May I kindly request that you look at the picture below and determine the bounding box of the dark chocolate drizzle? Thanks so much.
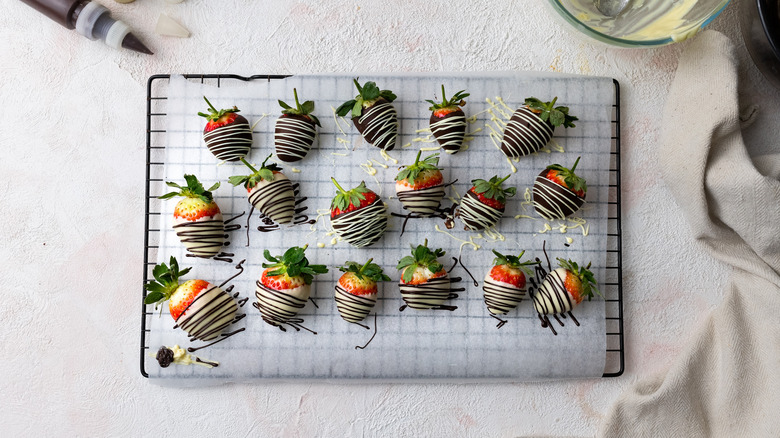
[187,326,246,352]
[355,313,379,350]
[219,259,246,288]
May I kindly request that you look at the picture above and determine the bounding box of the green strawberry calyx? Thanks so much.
[491,250,540,276]
[557,258,602,300]
[262,245,329,285]
[472,175,517,203]
[331,178,371,212]
[524,96,578,128]
[335,78,397,118]
[278,88,321,127]
[144,256,191,307]
[228,155,283,189]
[395,151,441,184]
[159,174,219,202]
[197,96,239,122]
[546,156,587,194]
[339,258,391,282]
[396,239,446,283]
[426,85,469,111]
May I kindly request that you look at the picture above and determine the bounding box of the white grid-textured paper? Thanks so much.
[147,73,613,384]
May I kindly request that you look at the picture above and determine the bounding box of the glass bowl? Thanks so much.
[546,0,731,47]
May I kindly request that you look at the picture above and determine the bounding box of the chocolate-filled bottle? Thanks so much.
[19,0,153,54]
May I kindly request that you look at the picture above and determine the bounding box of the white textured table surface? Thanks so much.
[2,0,778,436]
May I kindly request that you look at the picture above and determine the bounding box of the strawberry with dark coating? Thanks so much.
[395,151,445,217]
[427,85,469,154]
[336,79,398,150]
[330,178,388,248]
[500,97,578,159]
[198,96,253,162]
[275,88,321,162]
[532,156,587,220]
[335,259,391,324]
[458,175,516,231]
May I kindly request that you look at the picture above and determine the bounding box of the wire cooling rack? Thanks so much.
[141,74,624,379]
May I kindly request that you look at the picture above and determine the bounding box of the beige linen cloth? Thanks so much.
[599,31,780,436]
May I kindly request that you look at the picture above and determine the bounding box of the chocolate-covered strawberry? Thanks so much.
[274,88,320,162]
[533,258,600,332]
[198,96,253,162]
[335,79,398,150]
[335,259,390,324]
[229,154,295,224]
[144,257,238,341]
[532,156,586,220]
[483,250,539,320]
[330,178,388,248]
[397,240,454,310]
[501,97,577,159]
[395,151,445,217]
[427,85,469,154]
[254,245,328,331]
[160,174,225,258]
[458,175,516,231]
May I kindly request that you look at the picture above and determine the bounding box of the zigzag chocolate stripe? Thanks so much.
[430,111,467,153]
[274,116,316,162]
[532,268,575,315]
[334,284,376,323]
[396,183,445,217]
[254,281,310,327]
[173,217,225,258]
[532,172,584,220]
[248,177,295,224]
[399,276,451,309]
[458,190,504,231]
[500,107,554,158]
[330,197,388,248]
[355,100,398,150]
[203,115,252,162]
[176,284,238,341]
[483,278,526,315]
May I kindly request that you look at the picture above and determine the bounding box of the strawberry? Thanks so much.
[335,79,398,150]
[533,258,600,319]
[159,174,225,258]
[483,250,540,321]
[335,258,391,324]
[144,256,238,341]
[396,240,454,310]
[532,156,587,220]
[229,154,295,224]
[275,88,321,162]
[501,96,578,159]
[458,175,516,231]
[330,178,388,248]
[427,85,470,154]
[395,151,445,217]
[198,96,253,162]
[254,245,328,331]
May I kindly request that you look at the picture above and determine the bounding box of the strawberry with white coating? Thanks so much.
[395,151,445,217]
[144,257,238,341]
[483,250,540,318]
[229,154,295,224]
[397,240,454,310]
[335,259,390,324]
[254,245,328,331]
[533,258,600,318]
[160,174,225,258]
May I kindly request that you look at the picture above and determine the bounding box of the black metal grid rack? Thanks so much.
[141,74,624,378]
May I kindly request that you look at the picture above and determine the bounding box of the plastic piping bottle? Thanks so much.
[19,0,153,55]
